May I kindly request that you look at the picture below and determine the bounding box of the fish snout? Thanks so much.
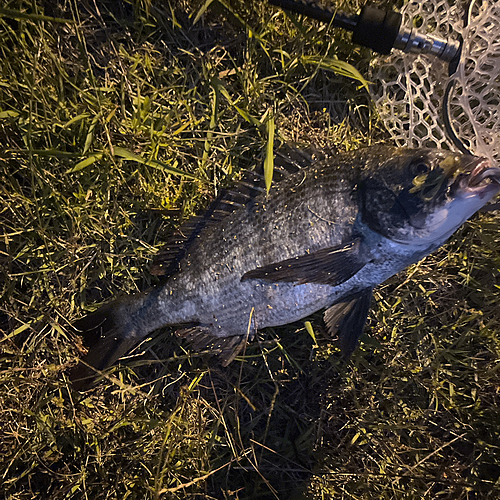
[467,158,500,187]
[455,158,500,195]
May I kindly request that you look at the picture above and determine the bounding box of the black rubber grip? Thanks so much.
[352,5,402,55]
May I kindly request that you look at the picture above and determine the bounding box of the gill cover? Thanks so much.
[359,150,473,243]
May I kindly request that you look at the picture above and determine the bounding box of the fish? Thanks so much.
[69,145,500,389]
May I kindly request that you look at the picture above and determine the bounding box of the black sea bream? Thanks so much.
[71,146,500,388]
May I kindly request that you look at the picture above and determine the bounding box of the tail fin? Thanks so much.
[69,300,140,391]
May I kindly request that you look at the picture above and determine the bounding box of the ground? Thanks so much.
[1,1,500,499]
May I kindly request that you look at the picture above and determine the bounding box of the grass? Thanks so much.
[1,0,500,499]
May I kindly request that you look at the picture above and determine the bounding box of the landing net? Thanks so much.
[370,0,500,164]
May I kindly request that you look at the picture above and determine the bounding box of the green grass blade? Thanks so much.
[192,0,216,24]
[114,147,201,180]
[264,115,275,194]
[301,55,371,92]
[0,7,76,24]
[304,321,317,345]
[66,153,103,173]
[0,110,19,118]
[61,113,90,129]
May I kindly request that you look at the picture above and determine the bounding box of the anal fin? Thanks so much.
[176,327,249,366]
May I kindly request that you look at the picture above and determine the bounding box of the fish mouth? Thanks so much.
[466,158,500,189]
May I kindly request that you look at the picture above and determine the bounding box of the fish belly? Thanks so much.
[159,280,341,338]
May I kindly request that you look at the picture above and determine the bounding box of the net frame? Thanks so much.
[370,0,500,163]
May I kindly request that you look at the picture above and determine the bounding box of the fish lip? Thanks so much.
[466,158,500,188]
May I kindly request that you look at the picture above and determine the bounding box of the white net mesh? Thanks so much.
[370,0,500,164]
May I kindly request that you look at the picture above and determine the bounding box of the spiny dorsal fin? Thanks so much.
[150,196,225,277]
[150,145,326,278]
[150,174,265,277]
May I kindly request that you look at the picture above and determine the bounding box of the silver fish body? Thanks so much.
[71,146,500,388]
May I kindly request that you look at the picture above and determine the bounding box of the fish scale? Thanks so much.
[154,164,359,331]
[70,145,500,389]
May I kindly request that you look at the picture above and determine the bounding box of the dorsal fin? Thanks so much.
[150,199,221,278]
[150,145,326,278]
[150,171,265,278]
[275,143,334,173]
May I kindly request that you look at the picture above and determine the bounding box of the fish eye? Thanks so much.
[411,161,430,176]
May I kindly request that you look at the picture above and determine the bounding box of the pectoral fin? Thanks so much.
[323,288,373,355]
[241,237,367,286]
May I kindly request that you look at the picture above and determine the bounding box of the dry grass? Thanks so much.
[1,1,500,499]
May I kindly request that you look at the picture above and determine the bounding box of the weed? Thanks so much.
[1,1,499,499]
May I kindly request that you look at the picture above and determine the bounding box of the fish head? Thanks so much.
[360,148,500,246]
